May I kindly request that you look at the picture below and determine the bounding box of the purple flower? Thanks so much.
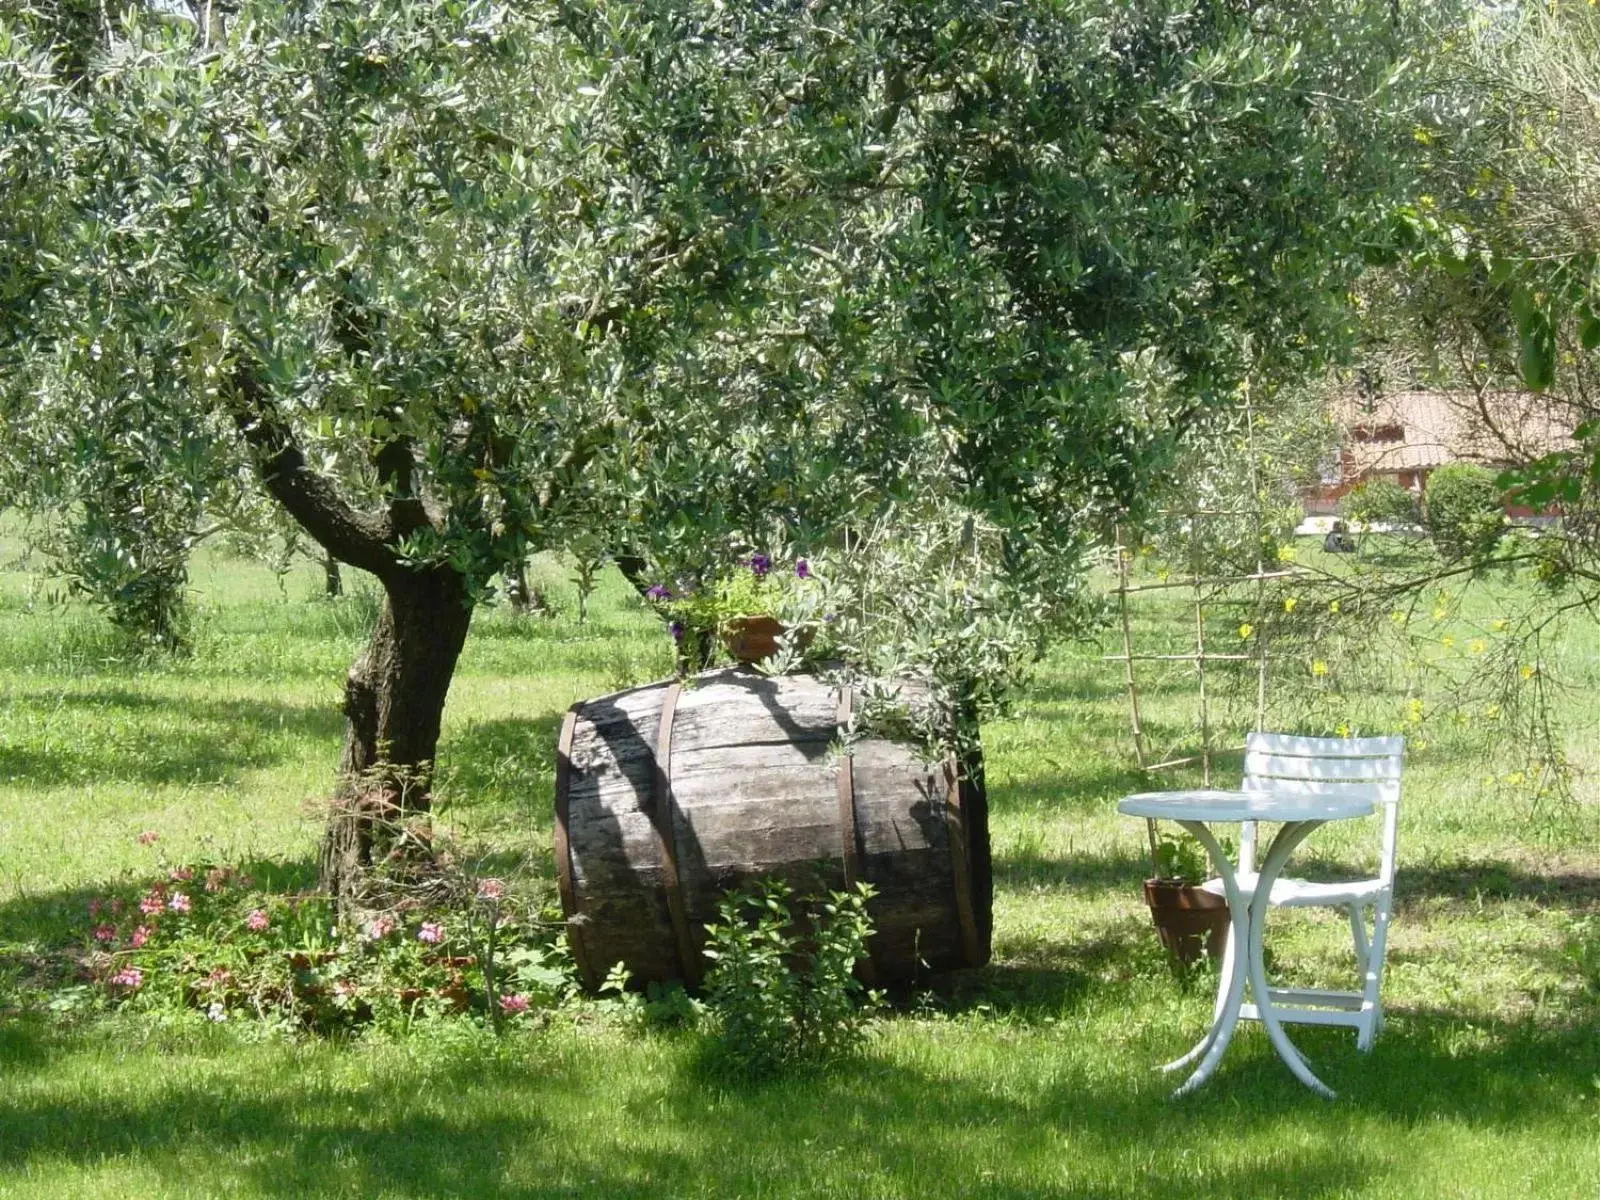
[645,584,672,601]
[748,553,771,577]
[669,620,685,642]
[794,558,811,579]
[417,922,443,944]
[167,892,191,915]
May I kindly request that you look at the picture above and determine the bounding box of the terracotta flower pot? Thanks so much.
[720,615,811,665]
[1143,878,1230,965]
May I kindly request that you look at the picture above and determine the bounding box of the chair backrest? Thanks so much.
[1237,732,1404,881]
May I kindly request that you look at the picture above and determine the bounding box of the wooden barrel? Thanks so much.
[553,668,991,989]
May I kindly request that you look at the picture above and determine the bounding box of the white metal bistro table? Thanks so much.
[1117,789,1376,1099]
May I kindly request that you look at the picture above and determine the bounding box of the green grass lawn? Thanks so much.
[2,529,1598,1198]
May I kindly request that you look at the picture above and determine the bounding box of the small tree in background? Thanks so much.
[1341,478,1421,531]
[1424,464,1505,563]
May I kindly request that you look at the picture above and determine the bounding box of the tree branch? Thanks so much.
[230,366,404,579]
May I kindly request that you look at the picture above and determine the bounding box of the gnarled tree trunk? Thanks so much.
[322,565,474,906]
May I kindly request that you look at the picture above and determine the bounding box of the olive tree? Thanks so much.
[0,0,1413,899]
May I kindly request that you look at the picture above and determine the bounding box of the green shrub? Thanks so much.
[1340,477,1419,528]
[701,878,880,1077]
[1424,463,1505,561]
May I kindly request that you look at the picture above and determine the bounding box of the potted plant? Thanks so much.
[1142,825,1230,966]
[649,554,823,667]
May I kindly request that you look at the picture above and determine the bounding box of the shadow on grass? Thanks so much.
[1395,858,1600,910]
[435,713,564,819]
[0,998,1595,1198]
[992,843,1147,895]
[987,756,1150,815]
[0,687,344,787]
[993,840,1600,917]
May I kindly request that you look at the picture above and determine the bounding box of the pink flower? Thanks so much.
[416,922,443,945]
[245,909,269,932]
[499,993,531,1016]
[131,925,151,948]
[135,831,159,846]
[138,892,164,916]
[88,898,104,918]
[366,915,396,940]
[93,924,117,943]
[109,967,143,989]
[167,892,191,915]
[168,866,194,882]
[204,868,228,893]
[476,879,504,901]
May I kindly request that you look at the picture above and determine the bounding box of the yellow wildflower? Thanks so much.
[1329,599,1341,614]
[1492,618,1510,633]
[1238,623,1253,640]
[1311,660,1328,677]
[1283,596,1298,613]
[1469,639,1486,655]
[1521,664,1536,680]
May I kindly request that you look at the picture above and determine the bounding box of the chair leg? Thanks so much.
[1356,893,1392,1053]
[1348,903,1370,979]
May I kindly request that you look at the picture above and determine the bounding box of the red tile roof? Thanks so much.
[1334,390,1573,476]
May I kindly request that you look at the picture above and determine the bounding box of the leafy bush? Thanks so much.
[1340,477,1420,528]
[1424,464,1506,561]
[701,879,880,1077]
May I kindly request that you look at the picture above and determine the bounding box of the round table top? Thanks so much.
[1117,788,1375,823]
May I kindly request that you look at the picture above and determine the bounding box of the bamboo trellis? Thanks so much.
[1110,394,1303,865]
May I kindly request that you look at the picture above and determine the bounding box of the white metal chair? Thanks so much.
[1200,731,1404,1051]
